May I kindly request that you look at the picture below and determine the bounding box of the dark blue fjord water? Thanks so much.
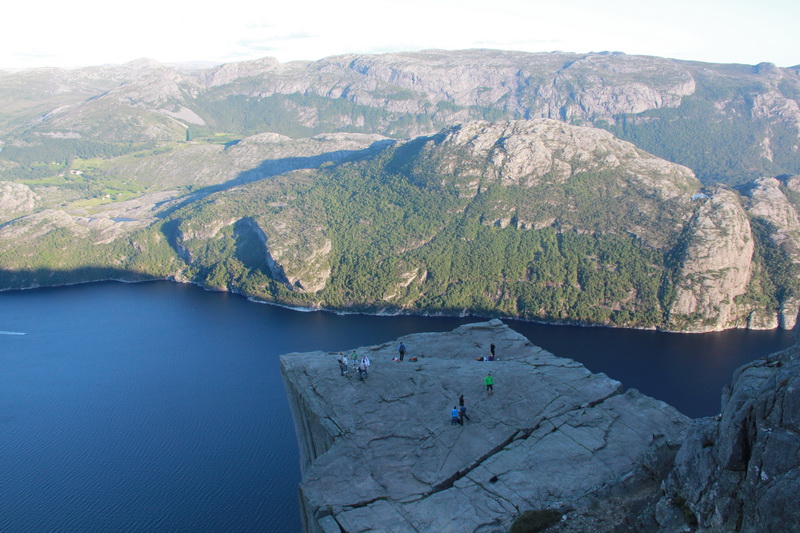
[0,281,794,532]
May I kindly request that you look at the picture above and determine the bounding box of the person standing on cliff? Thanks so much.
[490,343,496,360]
[458,394,471,423]
[398,342,406,361]
[484,373,494,394]
[451,406,461,425]
[337,353,346,376]
[358,359,367,381]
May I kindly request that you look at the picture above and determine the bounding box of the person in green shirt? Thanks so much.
[484,373,494,394]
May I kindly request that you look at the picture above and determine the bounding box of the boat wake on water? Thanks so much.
[0,330,27,335]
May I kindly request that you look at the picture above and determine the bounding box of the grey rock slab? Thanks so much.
[281,319,690,532]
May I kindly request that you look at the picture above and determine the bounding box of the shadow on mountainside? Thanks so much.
[0,267,167,292]
[157,139,396,218]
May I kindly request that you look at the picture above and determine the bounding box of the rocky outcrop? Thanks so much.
[530,343,800,533]
[669,188,756,331]
[280,320,690,532]
[281,322,800,533]
[431,120,696,196]
[744,177,800,330]
[312,50,695,124]
[246,216,332,293]
[402,119,699,249]
[646,344,800,532]
[746,177,800,261]
[666,176,800,332]
[0,181,38,220]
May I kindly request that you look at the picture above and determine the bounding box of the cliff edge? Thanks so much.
[280,320,690,532]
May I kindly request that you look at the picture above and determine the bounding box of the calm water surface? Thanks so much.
[0,281,794,532]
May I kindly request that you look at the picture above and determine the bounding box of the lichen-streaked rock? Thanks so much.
[669,188,755,331]
[280,320,690,532]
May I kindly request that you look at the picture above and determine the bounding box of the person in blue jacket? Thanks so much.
[451,406,461,425]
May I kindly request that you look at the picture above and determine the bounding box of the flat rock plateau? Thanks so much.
[280,320,690,532]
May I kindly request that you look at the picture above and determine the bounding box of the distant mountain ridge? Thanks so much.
[2,49,800,184]
[1,49,799,331]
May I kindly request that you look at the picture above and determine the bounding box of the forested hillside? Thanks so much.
[1,50,799,332]
[2,118,797,332]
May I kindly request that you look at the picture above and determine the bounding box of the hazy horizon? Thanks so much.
[2,0,798,70]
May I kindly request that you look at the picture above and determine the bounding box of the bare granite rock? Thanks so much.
[668,188,755,332]
[746,177,800,262]
[0,181,39,220]
[280,320,690,532]
[646,344,800,533]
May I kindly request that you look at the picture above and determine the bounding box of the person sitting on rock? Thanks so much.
[451,406,461,425]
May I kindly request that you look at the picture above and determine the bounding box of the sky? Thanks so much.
[2,0,798,70]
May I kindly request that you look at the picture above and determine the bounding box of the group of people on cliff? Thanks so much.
[337,351,370,380]
[336,341,497,424]
[451,393,473,425]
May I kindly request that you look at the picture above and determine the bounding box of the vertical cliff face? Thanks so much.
[669,188,755,331]
[745,177,800,329]
[747,177,800,257]
[666,175,800,332]
[648,344,800,532]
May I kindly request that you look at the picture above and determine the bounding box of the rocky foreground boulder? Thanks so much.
[280,320,691,532]
[643,343,800,532]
